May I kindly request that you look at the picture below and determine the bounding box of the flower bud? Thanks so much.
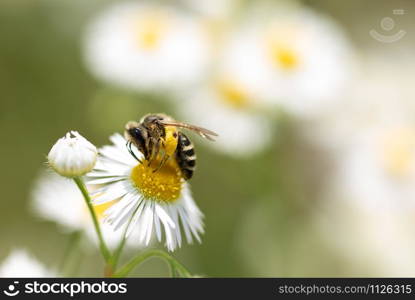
[48,131,97,177]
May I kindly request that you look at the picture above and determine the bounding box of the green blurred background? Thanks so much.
[1,0,414,276]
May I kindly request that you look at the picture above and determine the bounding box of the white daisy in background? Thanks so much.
[309,56,415,276]
[86,133,204,252]
[31,171,140,249]
[0,249,55,277]
[314,122,415,274]
[317,200,415,276]
[218,6,354,118]
[309,57,415,212]
[83,1,211,92]
[332,121,415,213]
[301,56,415,152]
[178,79,272,157]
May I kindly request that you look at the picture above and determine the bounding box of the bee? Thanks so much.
[124,113,218,180]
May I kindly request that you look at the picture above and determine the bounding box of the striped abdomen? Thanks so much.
[175,132,196,180]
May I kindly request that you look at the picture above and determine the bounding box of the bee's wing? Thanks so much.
[159,120,218,141]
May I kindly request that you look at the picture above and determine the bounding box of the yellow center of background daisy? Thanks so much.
[269,45,299,70]
[217,79,250,109]
[130,156,183,202]
[265,26,300,71]
[380,128,415,178]
[133,12,169,50]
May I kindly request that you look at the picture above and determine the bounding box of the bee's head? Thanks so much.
[125,121,149,159]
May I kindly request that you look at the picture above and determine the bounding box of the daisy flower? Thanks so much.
[317,200,415,276]
[300,56,415,152]
[0,249,55,277]
[178,80,272,157]
[332,122,415,213]
[310,56,415,213]
[219,6,354,118]
[86,133,204,252]
[83,1,211,92]
[31,171,142,249]
[309,54,415,275]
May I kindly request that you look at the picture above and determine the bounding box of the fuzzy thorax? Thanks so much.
[163,126,179,157]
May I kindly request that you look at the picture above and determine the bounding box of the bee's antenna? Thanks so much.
[126,140,142,163]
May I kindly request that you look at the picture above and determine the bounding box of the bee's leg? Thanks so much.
[147,137,159,166]
[147,138,154,166]
[153,153,170,173]
[126,141,142,163]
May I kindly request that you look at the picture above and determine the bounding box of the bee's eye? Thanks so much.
[130,128,145,144]
[130,127,143,139]
[129,127,149,158]
[132,128,140,137]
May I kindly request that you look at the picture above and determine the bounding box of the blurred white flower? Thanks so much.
[48,131,97,178]
[312,55,415,276]
[183,0,239,19]
[0,249,55,277]
[31,171,140,249]
[219,6,354,117]
[333,123,415,213]
[86,133,204,252]
[301,56,415,152]
[178,81,272,157]
[317,201,415,276]
[83,1,211,92]
[312,57,415,213]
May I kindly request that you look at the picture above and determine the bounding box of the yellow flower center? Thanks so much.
[132,12,169,50]
[130,156,183,202]
[265,26,300,71]
[269,45,299,70]
[216,79,250,109]
[380,128,415,177]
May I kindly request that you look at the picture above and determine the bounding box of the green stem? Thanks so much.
[113,249,192,278]
[168,261,177,278]
[73,177,111,263]
[110,235,127,270]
